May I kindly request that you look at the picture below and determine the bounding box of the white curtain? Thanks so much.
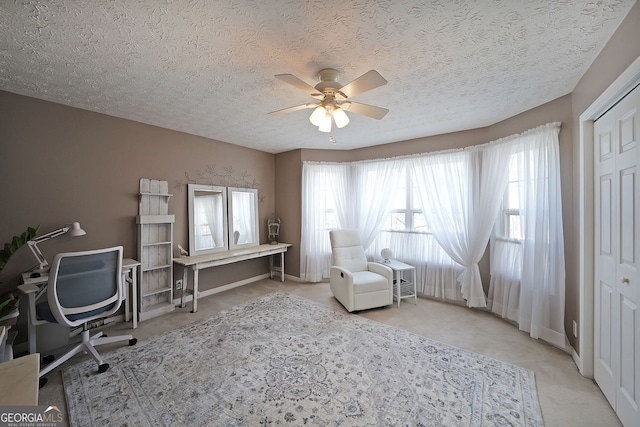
[487,238,522,321]
[232,192,255,244]
[411,145,510,308]
[207,194,224,247]
[367,231,464,301]
[515,123,566,348]
[353,159,404,249]
[300,162,350,282]
[194,195,220,249]
[331,163,354,230]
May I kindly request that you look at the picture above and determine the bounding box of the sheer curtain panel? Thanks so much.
[515,123,566,348]
[353,160,404,249]
[488,238,522,321]
[300,162,350,282]
[367,231,464,301]
[411,145,510,308]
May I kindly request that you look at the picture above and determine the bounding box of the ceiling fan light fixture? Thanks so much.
[309,106,327,126]
[318,112,332,132]
[332,107,350,128]
[273,69,387,136]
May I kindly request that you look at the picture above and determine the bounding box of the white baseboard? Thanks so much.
[284,274,302,283]
[571,347,588,377]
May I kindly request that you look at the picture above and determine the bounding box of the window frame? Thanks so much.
[382,167,428,233]
[499,153,523,241]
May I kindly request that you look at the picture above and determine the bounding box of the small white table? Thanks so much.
[378,260,417,308]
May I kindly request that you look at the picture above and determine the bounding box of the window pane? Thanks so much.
[507,182,520,210]
[508,155,519,181]
[325,211,339,229]
[507,214,523,240]
[390,212,406,230]
[412,212,429,232]
[410,179,421,209]
[390,173,407,209]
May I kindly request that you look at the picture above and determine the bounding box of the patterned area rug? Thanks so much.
[63,292,543,426]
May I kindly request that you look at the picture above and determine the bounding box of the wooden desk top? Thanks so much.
[173,243,292,267]
[0,353,40,405]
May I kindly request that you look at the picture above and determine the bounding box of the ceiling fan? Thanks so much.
[269,68,389,133]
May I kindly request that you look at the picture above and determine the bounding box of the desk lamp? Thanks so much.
[27,222,86,272]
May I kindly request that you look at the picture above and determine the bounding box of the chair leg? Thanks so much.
[90,334,134,347]
[39,327,137,379]
[39,341,87,377]
[84,338,106,367]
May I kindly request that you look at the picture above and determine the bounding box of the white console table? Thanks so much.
[173,243,292,313]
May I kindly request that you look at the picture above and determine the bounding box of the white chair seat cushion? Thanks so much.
[352,271,391,294]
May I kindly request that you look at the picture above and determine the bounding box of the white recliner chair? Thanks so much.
[329,229,393,312]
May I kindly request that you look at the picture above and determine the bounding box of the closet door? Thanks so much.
[594,85,640,427]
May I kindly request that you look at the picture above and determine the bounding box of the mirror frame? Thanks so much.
[187,184,228,255]
[227,187,260,250]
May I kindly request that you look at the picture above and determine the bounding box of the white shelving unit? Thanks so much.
[137,178,175,321]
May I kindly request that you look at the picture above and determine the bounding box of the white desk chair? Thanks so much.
[21,246,137,381]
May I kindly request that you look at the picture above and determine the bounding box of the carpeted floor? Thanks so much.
[62,291,543,426]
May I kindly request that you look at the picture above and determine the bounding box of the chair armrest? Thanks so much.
[368,262,393,281]
[17,284,40,294]
[330,266,354,284]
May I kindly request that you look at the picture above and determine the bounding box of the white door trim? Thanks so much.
[577,55,640,377]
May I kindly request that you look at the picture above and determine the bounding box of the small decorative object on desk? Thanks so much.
[267,213,281,245]
[381,248,392,263]
[177,244,189,257]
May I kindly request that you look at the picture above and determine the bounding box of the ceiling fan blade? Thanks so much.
[269,103,317,116]
[343,102,389,120]
[275,74,322,97]
[339,70,387,98]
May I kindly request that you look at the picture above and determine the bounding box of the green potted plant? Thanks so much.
[0,226,39,319]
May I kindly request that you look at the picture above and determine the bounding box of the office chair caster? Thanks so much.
[129,338,137,346]
[98,363,109,373]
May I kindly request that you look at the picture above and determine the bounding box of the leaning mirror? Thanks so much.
[188,184,228,255]
[228,187,259,250]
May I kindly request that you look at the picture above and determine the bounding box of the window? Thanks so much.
[312,168,344,230]
[501,154,523,239]
[382,167,428,232]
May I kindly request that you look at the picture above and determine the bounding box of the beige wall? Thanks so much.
[0,90,276,295]
[274,149,302,276]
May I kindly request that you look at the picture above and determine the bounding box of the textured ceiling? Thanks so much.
[0,1,635,153]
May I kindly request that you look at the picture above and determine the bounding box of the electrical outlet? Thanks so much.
[573,320,578,337]
[175,279,183,290]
